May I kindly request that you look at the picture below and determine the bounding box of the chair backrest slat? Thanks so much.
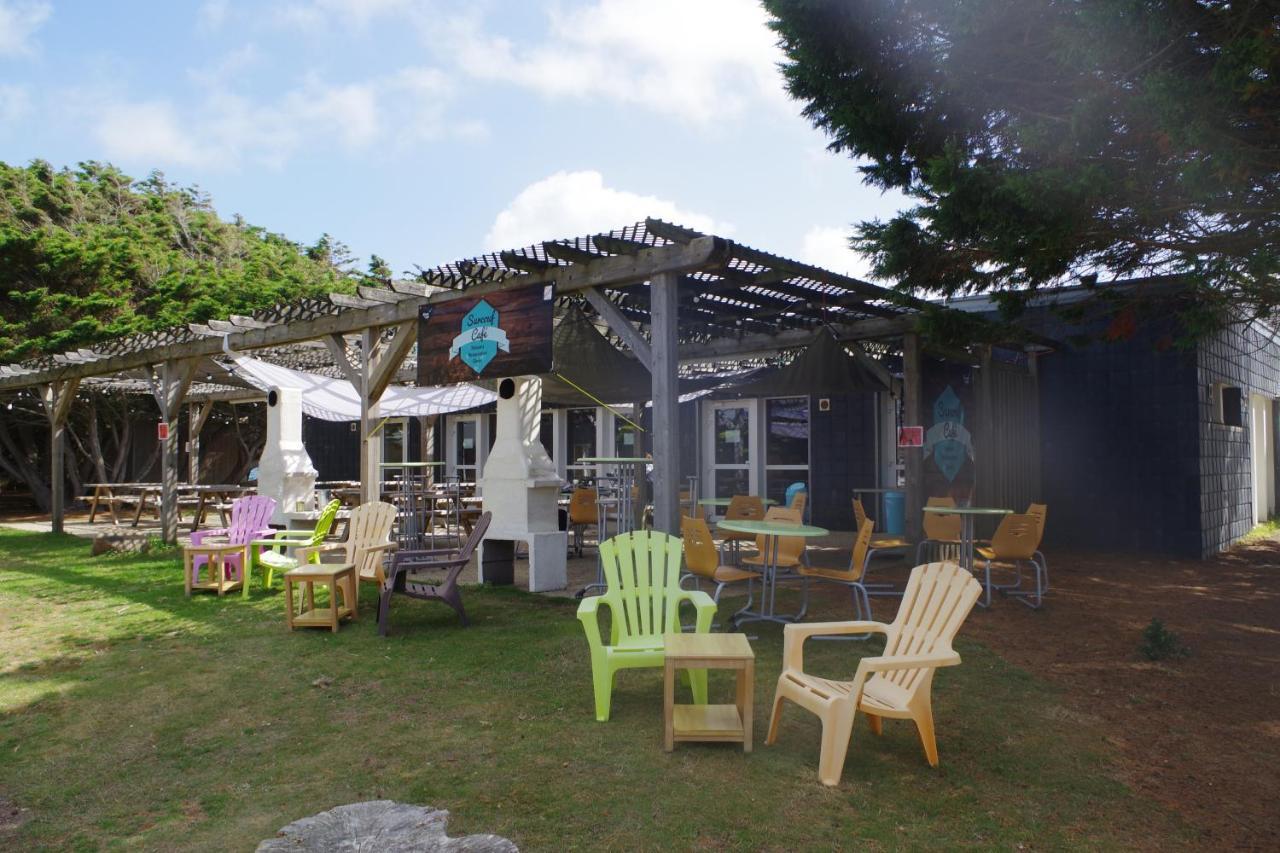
[756,506,805,561]
[227,495,276,545]
[599,530,687,643]
[306,499,343,546]
[989,513,1041,560]
[725,495,765,522]
[681,516,719,579]
[922,496,960,541]
[877,562,981,695]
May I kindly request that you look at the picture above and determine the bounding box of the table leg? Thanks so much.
[216,492,229,527]
[107,487,120,526]
[663,658,676,752]
[183,548,193,597]
[738,660,754,753]
[285,577,295,630]
[132,491,146,528]
[88,486,101,523]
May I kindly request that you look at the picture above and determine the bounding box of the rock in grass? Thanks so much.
[257,801,517,852]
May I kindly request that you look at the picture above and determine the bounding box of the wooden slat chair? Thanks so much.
[576,530,717,722]
[797,518,875,634]
[187,494,276,588]
[378,511,491,635]
[250,499,342,591]
[680,515,759,616]
[567,487,598,557]
[297,501,398,608]
[766,561,982,785]
[716,494,766,551]
[915,496,963,564]
[741,506,808,573]
[976,512,1046,608]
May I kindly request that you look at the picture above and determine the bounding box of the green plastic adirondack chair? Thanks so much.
[577,529,717,722]
[248,499,342,594]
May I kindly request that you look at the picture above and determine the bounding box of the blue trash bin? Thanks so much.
[883,490,906,535]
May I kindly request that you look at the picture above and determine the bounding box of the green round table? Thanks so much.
[717,519,829,627]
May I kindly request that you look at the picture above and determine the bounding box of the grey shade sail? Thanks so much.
[709,329,888,398]
[541,307,654,405]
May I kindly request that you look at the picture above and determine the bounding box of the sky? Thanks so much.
[0,0,909,281]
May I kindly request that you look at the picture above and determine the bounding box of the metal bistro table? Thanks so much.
[717,518,828,627]
[922,504,1011,607]
[381,461,446,549]
[577,456,650,597]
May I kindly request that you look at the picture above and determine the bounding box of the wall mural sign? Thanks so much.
[921,360,976,500]
[925,385,974,482]
[417,285,555,385]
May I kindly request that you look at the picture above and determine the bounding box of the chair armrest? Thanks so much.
[676,589,717,633]
[576,596,609,651]
[191,527,229,545]
[296,541,349,563]
[782,620,891,671]
[857,651,961,674]
[362,542,397,554]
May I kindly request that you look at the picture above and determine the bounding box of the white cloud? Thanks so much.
[0,0,50,57]
[0,82,29,124]
[272,0,417,31]
[445,0,789,124]
[484,170,730,250]
[91,61,469,170]
[800,225,877,281]
[95,101,222,168]
[197,0,230,31]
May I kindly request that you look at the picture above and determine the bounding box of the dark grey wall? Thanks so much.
[1197,322,1280,555]
[1036,317,1202,555]
[809,391,878,530]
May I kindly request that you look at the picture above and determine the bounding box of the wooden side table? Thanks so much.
[284,563,357,633]
[184,542,249,597]
[663,633,755,753]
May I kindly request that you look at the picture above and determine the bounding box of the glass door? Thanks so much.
[448,415,480,482]
[703,400,757,506]
[764,397,810,510]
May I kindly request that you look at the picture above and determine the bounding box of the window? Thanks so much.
[765,396,810,507]
[615,407,641,455]
[540,411,555,460]
[568,408,597,467]
[1214,384,1244,427]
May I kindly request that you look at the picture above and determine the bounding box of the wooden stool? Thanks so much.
[284,563,357,632]
[663,632,755,753]
[183,543,249,597]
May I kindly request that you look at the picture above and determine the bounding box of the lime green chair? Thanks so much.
[248,499,342,594]
[577,529,717,722]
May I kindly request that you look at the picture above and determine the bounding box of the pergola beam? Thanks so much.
[582,287,652,372]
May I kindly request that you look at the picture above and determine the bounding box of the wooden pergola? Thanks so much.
[0,218,997,544]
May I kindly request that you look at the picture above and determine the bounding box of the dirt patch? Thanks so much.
[955,541,1280,849]
[0,795,32,833]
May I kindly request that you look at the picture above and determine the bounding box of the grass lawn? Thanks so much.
[0,530,1186,851]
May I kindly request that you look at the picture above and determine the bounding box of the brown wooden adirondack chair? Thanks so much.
[377,511,491,635]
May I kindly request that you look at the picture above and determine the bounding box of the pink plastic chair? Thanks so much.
[189,495,277,584]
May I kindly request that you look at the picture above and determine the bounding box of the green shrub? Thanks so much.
[1139,618,1190,661]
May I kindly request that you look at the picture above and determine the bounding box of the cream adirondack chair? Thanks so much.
[297,501,397,608]
[577,530,717,722]
[766,561,982,786]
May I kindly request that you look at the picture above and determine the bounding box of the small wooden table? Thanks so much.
[183,542,249,597]
[284,563,357,633]
[663,633,755,753]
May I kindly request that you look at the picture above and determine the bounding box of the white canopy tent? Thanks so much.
[223,354,495,420]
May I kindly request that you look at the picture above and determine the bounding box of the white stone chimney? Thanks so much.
[478,376,567,591]
[256,386,318,526]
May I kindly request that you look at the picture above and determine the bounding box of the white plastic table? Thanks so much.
[717,519,828,627]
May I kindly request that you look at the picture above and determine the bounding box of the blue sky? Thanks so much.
[0,0,908,280]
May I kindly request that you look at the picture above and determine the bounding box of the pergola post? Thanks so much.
[148,360,196,544]
[649,272,681,534]
[41,378,81,534]
[328,322,416,505]
[187,400,215,484]
[902,331,924,541]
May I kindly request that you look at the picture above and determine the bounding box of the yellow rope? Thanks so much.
[553,373,646,432]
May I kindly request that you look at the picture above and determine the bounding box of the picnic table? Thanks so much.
[83,483,253,530]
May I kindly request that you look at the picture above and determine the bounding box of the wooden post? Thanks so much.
[359,328,376,504]
[188,400,214,484]
[650,272,681,534]
[150,360,196,545]
[902,332,923,541]
[41,378,80,534]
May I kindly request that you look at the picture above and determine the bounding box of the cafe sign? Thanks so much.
[417,285,554,385]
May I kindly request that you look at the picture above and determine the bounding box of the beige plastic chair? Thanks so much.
[916,496,962,563]
[298,500,397,607]
[766,561,982,786]
[976,511,1046,608]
